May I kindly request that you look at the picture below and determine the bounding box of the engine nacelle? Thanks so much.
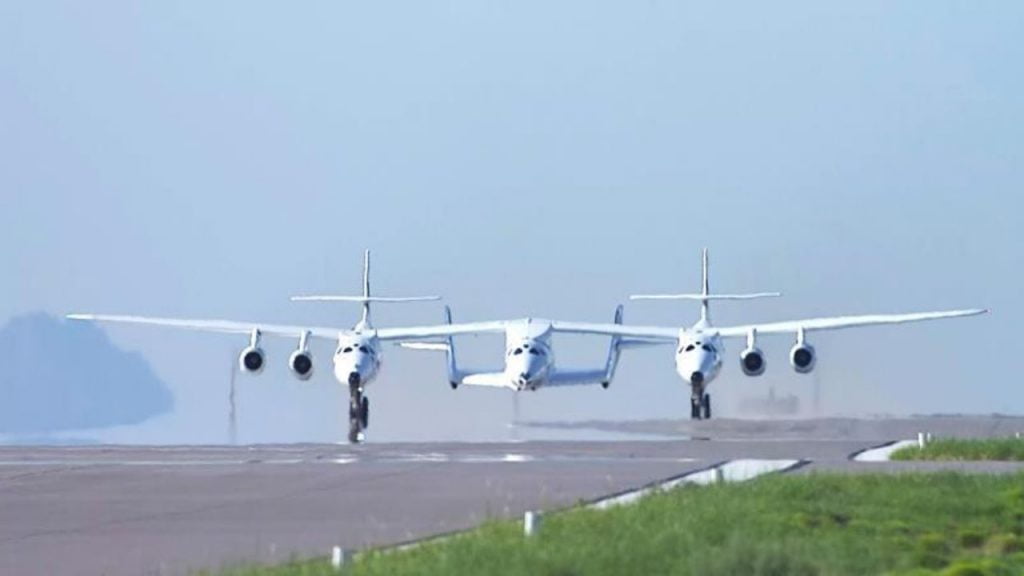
[289,350,314,381]
[239,346,266,374]
[740,328,766,376]
[740,347,766,376]
[789,343,816,374]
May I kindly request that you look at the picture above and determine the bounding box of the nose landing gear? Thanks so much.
[347,376,370,444]
[690,386,712,420]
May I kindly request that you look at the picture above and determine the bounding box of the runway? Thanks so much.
[1,417,1023,576]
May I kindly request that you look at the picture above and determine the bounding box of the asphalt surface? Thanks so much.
[2,417,1023,576]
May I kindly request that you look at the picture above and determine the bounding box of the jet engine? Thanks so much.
[239,346,266,374]
[740,347,766,376]
[289,350,314,380]
[239,328,265,374]
[789,328,816,374]
[740,328,766,376]
[289,331,314,380]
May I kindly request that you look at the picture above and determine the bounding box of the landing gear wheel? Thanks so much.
[348,382,362,414]
[359,396,369,429]
[702,393,712,419]
[348,382,365,444]
[690,385,705,420]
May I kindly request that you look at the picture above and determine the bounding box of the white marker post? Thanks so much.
[524,511,542,537]
[917,432,927,449]
[331,546,352,570]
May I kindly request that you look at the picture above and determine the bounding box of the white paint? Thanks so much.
[524,511,542,537]
[853,440,919,462]
[590,459,800,509]
[330,546,352,569]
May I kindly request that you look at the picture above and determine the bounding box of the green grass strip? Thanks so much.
[209,473,1024,576]
[892,438,1024,461]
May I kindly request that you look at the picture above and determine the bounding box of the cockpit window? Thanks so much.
[702,344,713,352]
[685,344,696,352]
[342,347,353,353]
[513,348,523,355]
[528,348,542,356]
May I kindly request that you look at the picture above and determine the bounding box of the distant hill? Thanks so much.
[0,313,173,433]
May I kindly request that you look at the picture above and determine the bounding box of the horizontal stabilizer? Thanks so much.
[291,295,441,303]
[630,293,781,301]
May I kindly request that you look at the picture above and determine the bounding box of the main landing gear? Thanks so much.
[348,374,369,444]
[690,387,711,420]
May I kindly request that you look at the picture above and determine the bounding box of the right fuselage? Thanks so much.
[675,328,723,392]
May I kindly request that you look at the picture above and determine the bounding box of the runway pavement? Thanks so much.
[1,417,1023,576]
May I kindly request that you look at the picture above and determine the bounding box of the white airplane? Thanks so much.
[398,305,632,392]
[68,251,447,441]
[550,249,987,419]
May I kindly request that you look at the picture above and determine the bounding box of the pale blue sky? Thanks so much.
[1,2,1021,442]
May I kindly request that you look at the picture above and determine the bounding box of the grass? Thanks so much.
[208,473,1024,576]
[892,438,1024,461]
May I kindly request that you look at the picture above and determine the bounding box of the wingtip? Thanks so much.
[66,313,91,320]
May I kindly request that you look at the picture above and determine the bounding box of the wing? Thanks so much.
[460,372,514,389]
[714,308,987,338]
[550,320,679,342]
[374,320,510,342]
[66,314,344,340]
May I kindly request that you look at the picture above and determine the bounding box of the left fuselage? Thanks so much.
[333,333,382,388]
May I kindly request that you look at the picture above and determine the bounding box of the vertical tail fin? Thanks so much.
[628,248,780,326]
[602,305,625,385]
[443,305,459,386]
[290,249,440,330]
[361,249,371,325]
[394,305,461,388]
[700,248,710,324]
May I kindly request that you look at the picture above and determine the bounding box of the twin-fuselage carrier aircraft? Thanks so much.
[397,249,986,419]
[68,249,987,438]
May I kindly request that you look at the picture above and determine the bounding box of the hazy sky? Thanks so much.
[1,2,1021,443]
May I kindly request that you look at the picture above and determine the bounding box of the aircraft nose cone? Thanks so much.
[690,371,705,386]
